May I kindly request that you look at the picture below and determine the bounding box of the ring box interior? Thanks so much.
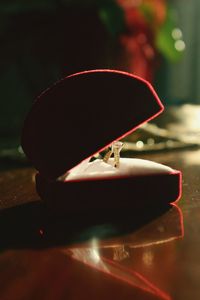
[21,70,182,216]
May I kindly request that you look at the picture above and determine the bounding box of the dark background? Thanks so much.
[0,0,198,151]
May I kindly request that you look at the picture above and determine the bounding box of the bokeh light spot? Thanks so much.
[172,28,183,40]
[175,40,186,52]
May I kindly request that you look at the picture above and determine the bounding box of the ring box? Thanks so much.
[21,70,181,216]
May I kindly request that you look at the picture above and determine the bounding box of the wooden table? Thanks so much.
[0,148,199,300]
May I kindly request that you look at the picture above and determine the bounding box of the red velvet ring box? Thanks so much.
[21,70,182,216]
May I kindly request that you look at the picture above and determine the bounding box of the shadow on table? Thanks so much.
[0,200,176,250]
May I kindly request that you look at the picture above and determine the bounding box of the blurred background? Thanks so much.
[0,0,200,169]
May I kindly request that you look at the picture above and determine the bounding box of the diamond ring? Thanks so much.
[103,141,124,168]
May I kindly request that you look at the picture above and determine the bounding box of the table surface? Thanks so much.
[0,148,200,300]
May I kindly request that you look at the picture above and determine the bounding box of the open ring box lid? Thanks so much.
[21,70,182,216]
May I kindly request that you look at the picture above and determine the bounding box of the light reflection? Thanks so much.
[142,250,154,267]
[174,40,186,52]
[62,204,183,300]
[136,140,144,149]
[70,238,102,265]
[172,28,183,40]
[113,245,130,261]
[66,248,171,300]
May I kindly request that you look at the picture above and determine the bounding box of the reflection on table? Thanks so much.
[64,204,183,300]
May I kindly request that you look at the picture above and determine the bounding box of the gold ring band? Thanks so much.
[103,141,124,168]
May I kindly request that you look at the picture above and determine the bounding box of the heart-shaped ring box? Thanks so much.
[21,70,181,216]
